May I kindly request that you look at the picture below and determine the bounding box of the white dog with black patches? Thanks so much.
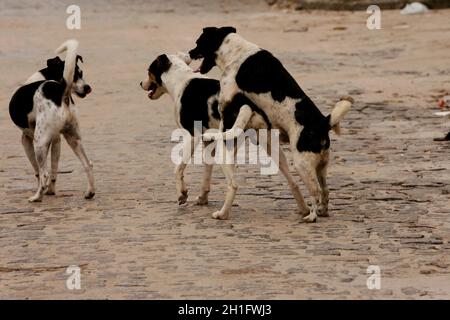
[140,53,308,217]
[8,39,94,202]
[189,27,353,222]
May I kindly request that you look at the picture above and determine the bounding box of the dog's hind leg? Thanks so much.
[196,141,215,205]
[293,152,323,223]
[63,128,95,199]
[21,133,39,185]
[45,135,61,195]
[29,133,52,203]
[196,163,213,205]
[316,150,330,217]
[175,135,197,205]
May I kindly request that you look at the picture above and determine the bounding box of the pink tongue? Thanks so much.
[194,67,201,73]
[148,90,154,98]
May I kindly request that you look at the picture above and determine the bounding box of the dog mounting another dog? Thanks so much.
[8,39,95,203]
[189,26,353,222]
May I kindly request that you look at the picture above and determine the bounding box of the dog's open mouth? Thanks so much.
[193,58,204,73]
[147,83,157,99]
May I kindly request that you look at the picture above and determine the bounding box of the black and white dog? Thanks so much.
[9,39,94,202]
[189,27,353,222]
[140,53,308,218]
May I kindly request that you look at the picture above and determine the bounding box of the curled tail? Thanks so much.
[329,96,353,135]
[55,39,79,97]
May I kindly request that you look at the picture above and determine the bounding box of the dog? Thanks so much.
[9,39,94,202]
[189,27,353,222]
[140,53,307,217]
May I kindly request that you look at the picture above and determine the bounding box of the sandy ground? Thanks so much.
[0,0,449,299]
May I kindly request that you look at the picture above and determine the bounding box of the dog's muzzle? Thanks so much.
[189,48,202,60]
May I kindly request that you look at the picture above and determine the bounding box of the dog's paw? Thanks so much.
[195,195,209,205]
[178,190,188,205]
[302,212,317,223]
[28,194,43,203]
[212,210,229,220]
[84,190,95,199]
[44,189,56,196]
[45,183,56,196]
[297,208,310,217]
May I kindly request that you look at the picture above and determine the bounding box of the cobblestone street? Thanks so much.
[0,1,449,299]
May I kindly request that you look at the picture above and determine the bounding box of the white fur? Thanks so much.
[56,39,79,95]
[330,98,352,135]
[23,72,45,85]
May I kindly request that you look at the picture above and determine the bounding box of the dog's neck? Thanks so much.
[162,63,202,99]
[215,33,260,71]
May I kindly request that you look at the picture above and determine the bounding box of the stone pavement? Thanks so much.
[0,1,449,299]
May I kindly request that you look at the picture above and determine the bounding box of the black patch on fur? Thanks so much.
[211,100,221,120]
[40,56,64,81]
[9,81,45,129]
[222,93,271,131]
[41,56,84,83]
[179,78,221,135]
[149,54,172,85]
[42,81,66,106]
[295,96,331,153]
[189,26,237,74]
[236,50,306,103]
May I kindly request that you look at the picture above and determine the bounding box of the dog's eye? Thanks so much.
[79,71,83,78]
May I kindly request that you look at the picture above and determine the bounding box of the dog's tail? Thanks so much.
[55,39,79,96]
[329,96,353,135]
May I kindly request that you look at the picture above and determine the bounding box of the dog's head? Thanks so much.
[140,52,192,100]
[189,26,236,74]
[45,55,92,98]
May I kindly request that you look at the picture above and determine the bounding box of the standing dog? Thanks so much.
[189,27,353,222]
[140,53,305,216]
[9,39,94,202]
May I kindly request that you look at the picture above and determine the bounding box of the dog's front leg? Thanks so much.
[45,135,61,195]
[63,129,95,199]
[203,105,252,141]
[212,136,238,220]
[316,150,330,217]
[293,152,323,223]
[213,162,237,220]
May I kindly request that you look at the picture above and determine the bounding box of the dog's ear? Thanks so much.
[47,56,62,68]
[76,55,83,64]
[202,27,219,33]
[220,26,237,34]
[149,54,172,85]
